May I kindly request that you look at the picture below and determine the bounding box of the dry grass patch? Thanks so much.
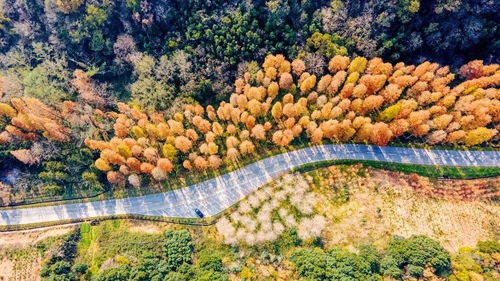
[0,249,41,281]
[0,224,75,248]
[0,225,77,281]
[308,165,499,252]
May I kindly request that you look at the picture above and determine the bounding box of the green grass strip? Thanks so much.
[291,160,500,179]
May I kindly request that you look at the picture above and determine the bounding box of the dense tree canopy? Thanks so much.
[381,235,452,278]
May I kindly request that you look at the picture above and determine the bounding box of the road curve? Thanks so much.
[1,144,499,226]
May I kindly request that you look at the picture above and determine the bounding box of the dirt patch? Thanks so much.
[0,250,41,281]
[122,219,194,234]
[0,224,76,248]
[0,257,14,280]
[370,168,500,200]
[0,225,65,280]
[126,222,164,234]
[310,165,500,252]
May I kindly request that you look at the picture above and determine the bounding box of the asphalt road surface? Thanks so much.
[1,144,499,226]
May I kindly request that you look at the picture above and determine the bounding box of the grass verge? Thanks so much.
[291,160,500,179]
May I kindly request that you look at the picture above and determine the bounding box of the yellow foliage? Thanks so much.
[117,144,132,158]
[271,102,283,119]
[348,57,368,74]
[131,126,145,138]
[247,99,262,116]
[464,127,497,146]
[0,103,17,117]
[208,142,219,155]
[173,112,184,122]
[379,104,401,122]
[268,82,279,98]
[345,72,360,84]
[432,114,453,130]
[300,75,317,94]
[95,158,111,171]
[265,66,277,80]
[162,143,177,159]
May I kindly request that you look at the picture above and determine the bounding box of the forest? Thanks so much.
[0,1,498,280]
[0,0,499,204]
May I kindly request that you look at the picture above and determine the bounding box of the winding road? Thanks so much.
[1,144,499,226]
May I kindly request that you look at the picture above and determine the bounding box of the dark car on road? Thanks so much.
[194,208,205,218]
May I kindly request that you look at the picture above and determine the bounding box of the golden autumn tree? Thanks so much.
[464,127,497,146]
[157,158,173,172]
[329,55,350,73]
[174,136,192,153]
[239,140,255,154]
[370,122,393,146]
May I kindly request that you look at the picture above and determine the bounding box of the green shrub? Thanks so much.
[358,244,381,273]
[41,227,81,280]
[306,32,348,57]
[163,230,193,271]
[290,248,328,280]
[381,235,451,279]
[81,171,104,192]
[477,240,500,254]
[72,263,88,274]
[92,265,131,281]
[197,249,223,272]
[42,185,65,196]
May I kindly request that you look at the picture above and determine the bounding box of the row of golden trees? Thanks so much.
[0,55,498,187]
[84,55,498,186]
